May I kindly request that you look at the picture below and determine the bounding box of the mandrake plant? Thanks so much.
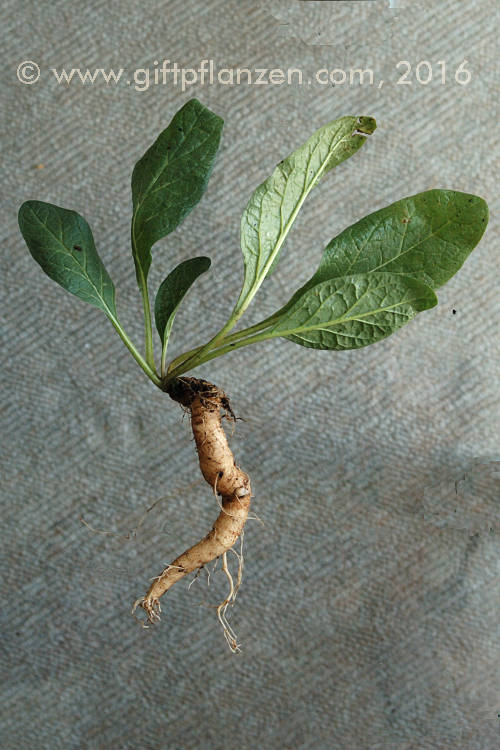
[19,99,489,650]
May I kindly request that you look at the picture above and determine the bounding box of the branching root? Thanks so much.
[134,377,251,643]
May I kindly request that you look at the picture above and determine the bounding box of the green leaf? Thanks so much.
[18,200,116,317]
[154,256,211,353]
[131,98,223,283]
[235,114,376,315]
[304,190,489,293]
[268,272,437,350]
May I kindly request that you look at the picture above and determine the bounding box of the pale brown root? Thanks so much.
[216,531,245,651]
[217,552,240,652]
[134,378,251,632]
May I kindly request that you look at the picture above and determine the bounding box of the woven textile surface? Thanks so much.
[1,1,499,748]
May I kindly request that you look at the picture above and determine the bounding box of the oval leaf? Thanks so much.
[268,272,437,350]
[154,256,211,348]
[308,190,489,291]
[18,200,116,316]
[131,99,223,282]
[235,115,376,313]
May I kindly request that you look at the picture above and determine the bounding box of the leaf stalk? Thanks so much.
[108,313,161,387]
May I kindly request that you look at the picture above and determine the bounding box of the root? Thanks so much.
[80,479,200,540]
[217,551,240,652]
[134,377,252,646]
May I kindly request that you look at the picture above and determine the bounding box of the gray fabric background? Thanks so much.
[2,1,499,747]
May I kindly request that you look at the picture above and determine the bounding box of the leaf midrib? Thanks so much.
[278,297,418,337]
[28,206,114,314]
[134,109,204,204]
[244,124,351,299]
[372,218,452,272]
[333,213,453,280]
[132,111,217,262]
[131,109,208,253]
[144,127,216,199]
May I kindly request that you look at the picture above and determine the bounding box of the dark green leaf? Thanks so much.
[131,99,223,283]
[154,256,211,347]
[235,115,376,314]
[268,272,437,350]
[18,200,116,316]
[303,190,489,294]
